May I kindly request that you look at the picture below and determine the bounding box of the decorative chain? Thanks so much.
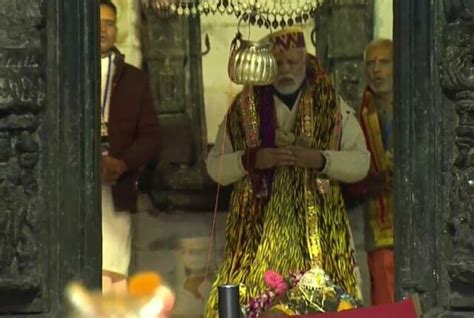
[142,0,328,28]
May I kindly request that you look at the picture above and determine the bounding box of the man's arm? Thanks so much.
[120,78,160,171]
[321,101,371,183]
[206,118,248,186]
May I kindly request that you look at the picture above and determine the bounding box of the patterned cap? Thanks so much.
[265,27,306,53]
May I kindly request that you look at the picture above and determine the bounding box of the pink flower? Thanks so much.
[275,281,288,295]
[264,270,284,290]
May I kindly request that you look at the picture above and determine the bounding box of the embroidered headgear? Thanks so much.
[265,27,306,53]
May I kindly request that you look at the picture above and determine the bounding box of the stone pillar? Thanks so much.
[140,9,231,212]
[0,0,100,315]
[395,0,474,316]
[313,0,373,110]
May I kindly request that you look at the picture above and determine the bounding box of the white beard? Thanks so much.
[274,76,305,95]
[273,70,306,95]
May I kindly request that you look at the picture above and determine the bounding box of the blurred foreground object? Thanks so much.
[218,284,241,318]
[66,272,175,317]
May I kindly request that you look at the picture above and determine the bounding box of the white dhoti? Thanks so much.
[102,186,131,276]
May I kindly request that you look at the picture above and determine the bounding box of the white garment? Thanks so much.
[207,95,370,185]
[101,54,132,276]
[101,54,114,137]
[102,186,131,275]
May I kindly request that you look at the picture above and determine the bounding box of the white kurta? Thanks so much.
[101,54,132,276]
[207,95,370,185]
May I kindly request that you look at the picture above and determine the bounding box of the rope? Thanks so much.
[203,81,236,302]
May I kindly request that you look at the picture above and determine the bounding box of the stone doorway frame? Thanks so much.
[394,1,474,316]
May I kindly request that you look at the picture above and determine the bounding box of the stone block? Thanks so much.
[158,114,194,164]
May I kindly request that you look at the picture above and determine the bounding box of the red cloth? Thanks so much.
[368,248,395,305]
[290,298,418,318]
[340,180,369,202]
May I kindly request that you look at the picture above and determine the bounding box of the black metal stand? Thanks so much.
[218,284,241,318]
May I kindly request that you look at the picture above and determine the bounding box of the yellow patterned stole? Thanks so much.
[359,89,394,249]
[205,55,357,317]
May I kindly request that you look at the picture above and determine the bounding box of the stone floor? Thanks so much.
[130,194,371,317]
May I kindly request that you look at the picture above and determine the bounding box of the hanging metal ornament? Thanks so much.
[227,14,277,86]
[142,0,326,28]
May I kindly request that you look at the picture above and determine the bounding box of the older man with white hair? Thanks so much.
[205,27,370,316]
[344,38,394,305]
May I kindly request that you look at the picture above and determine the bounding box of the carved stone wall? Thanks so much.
[0,0,101,315]
[440,0,474,312]
[395,0,474,316]
[0,1,44,311]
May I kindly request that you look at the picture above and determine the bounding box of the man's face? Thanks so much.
[365,44,393,96]
[273,47,306,95]
[100,5,117,56]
